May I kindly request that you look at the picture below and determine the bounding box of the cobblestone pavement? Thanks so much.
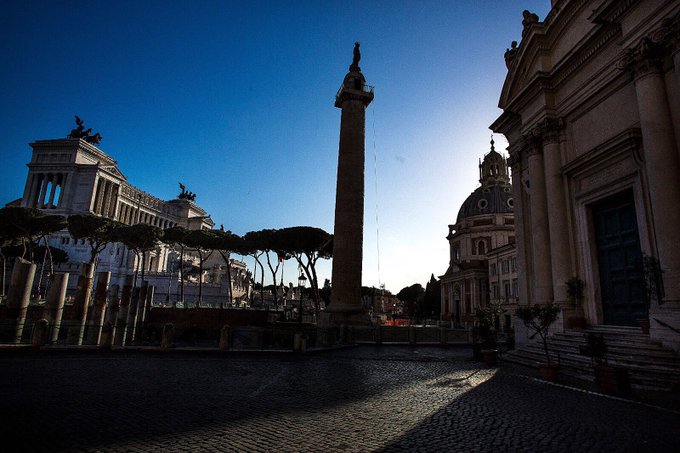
[1,345,678,452]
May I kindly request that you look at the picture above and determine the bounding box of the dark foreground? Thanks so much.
[1,346,678,452]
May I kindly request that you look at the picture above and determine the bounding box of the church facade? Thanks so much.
[491,0,680,351]
[440,141,516,327]
[13,133,250,305]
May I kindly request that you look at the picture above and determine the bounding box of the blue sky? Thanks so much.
[1,0,551,293]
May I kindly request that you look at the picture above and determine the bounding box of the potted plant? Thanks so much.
[583,332,631,396]
[515,304,561,381]
[473,302,504,365]
[565,277,586,329]
[640,255,664,334]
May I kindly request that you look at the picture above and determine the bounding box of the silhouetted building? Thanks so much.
[440,140,516,326]
[491,0,680,351]
[11,136,250,305]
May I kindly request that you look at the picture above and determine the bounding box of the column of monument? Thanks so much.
[90,271,110,345]
[38,176,49,208]
[525,138,554,305]
[6,258,37,343]
[625,38,680,304]
[46,174,58,208]
[541,119,572,305]
[325,43,373,324]
[74,262,95,345]
[45,272,69,344]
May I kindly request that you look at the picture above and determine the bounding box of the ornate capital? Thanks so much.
[653,13,680,54]
[522,131,543,157]
[618,28,670,78]
[533,117,564,145]
[507,151,522,169]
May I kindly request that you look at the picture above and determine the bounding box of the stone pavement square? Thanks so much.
[0,346,678,452]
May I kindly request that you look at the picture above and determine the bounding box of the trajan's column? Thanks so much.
[324,42,374,325]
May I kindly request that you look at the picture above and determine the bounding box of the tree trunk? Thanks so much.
[266,252,281,307]
[179,245,185,306]
[1,252,5,297]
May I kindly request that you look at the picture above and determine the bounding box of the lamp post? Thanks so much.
[298,271,307,326]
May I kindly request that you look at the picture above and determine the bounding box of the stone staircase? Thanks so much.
[503,325,680,391]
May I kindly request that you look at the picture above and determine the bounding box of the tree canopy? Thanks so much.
[272,226,332,310]
[67,213,123,264]
[0,207,67,260]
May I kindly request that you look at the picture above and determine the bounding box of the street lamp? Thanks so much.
[297,271,307,325]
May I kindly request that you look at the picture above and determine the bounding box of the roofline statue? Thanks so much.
[178,182,196,202]
[67,115,102,145]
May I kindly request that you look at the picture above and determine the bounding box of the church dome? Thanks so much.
[456,183,513,223]
[455,138,513,223]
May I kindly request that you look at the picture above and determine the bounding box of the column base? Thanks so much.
[318,310,372,327]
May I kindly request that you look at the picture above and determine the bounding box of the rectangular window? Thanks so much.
[492,284,499,299]
[490,263,497,276]
[502,260,509,274]
[511,257,517,272]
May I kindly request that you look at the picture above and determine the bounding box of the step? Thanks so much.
[506,345,680,390]
[503,352,675,391]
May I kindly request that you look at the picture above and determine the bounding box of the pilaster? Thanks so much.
[619,33,680,304]
[524,133,553,305]
[508,146,530,307]
[536,118,572,305]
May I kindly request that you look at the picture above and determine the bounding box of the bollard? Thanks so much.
[7,258,37,344]
[99,321,113,351]
[340,324,348,344]
[161,323,174,349]
[119,274,134,346]
[409,325,416,345]
[31,319,49,349]
[129,283,147,344]
[91,271,111,346]
[293,332,303,352]
[219,324,231,351]
[73,262,95,345]
[46,273,68,345]
[142,285,154,323]
[375,323,382,344]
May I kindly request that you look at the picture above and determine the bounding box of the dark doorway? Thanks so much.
[592,190,646,326]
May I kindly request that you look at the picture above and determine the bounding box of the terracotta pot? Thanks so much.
[538,363,559,382]
[595,364,631,396]
[566,316,587,330]
[481,349,498,366]
[637,318,650,335]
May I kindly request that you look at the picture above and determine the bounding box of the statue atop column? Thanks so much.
[351,42,361,70]
[67,116,102,144]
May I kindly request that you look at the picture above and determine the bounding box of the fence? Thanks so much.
[0,316,471,351]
